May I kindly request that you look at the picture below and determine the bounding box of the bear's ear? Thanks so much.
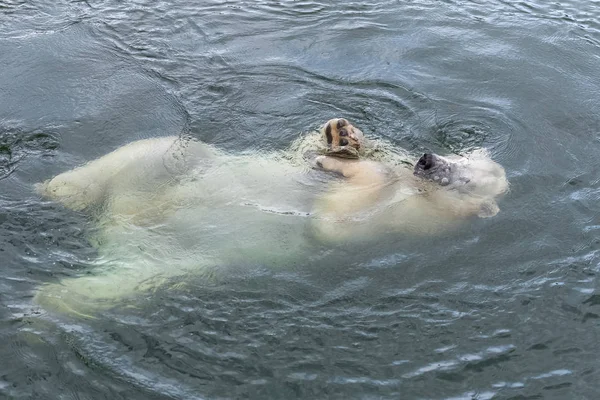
[477,199,500,218]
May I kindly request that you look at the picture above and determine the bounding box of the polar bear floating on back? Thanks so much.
[36,119,508,316]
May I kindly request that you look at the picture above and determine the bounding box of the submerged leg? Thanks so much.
[34,250,220,318]
[36,136,185,211]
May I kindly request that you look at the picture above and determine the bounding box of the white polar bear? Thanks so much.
[35,119,508,316]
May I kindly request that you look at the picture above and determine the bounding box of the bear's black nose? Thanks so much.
[417,153,434,170]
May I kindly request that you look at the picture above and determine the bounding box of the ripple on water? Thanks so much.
[0,124,59,180]
[0,24,189,164]
[1,0,600,399]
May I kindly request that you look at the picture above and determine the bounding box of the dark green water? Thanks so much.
[1,0,600,398]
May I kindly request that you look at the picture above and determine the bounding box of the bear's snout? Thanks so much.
[417,153,434,170]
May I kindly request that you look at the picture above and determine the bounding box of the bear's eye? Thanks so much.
[339,138,348,146]
[339,129,348,137]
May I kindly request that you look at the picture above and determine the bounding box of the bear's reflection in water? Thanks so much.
[35,126,507,317]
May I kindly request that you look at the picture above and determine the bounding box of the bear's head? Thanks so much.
[413,151,508,198]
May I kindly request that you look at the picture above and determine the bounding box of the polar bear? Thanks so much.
[35,119,508,316]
